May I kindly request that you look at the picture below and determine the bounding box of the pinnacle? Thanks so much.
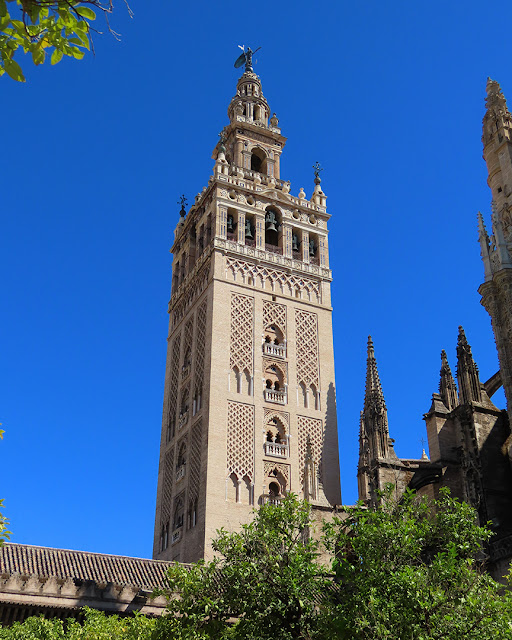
[364,336,386,409]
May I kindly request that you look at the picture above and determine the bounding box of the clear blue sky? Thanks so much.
[1,0,511,558]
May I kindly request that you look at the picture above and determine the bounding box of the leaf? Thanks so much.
[31,47,45,65]
[0,0,7,18]
[75,6,96,20]
[3,57,25,81]
[51,48,63,65]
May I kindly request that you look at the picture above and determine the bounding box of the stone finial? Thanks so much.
[456,326,482,404]
[486,78,508,110]
[439,349,458,411]
[364,336,386,414]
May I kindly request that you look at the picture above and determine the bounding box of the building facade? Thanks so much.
[152,55,341,563]
[359,79,512,580]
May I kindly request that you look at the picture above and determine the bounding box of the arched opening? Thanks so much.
[299,382,308,408]
[241,475,251,505]
[173,496,184,531]
[227,472,238,502]
[251,147,266,173]
[310,383,319,410]
[269,481,280,497]
[265,206,280,248]
[230,366,240,393]
[243,368,251,395]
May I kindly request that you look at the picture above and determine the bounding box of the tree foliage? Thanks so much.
[2,490,512,639]
[0,607,156,639]
[323,486,512,640]
[0,0,128,81]
[155,494,332,640]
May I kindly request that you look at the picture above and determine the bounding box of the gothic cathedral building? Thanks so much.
[152,56,341,563]
[357,79,512,580]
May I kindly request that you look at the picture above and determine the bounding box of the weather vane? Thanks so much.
[234,45,261,73]
[313,161,323,183]
[178,194,187,214]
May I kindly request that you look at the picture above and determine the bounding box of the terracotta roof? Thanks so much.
[0,543,173,591]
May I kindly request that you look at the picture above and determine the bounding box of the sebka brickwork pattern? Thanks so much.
[227,401,255,480]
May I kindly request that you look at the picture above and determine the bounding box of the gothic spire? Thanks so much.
[361,336,389,459]
[364,336,386,412]
[456,326,482,404]
[439,349,458,411]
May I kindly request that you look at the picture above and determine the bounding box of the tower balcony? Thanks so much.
[178,411,189,430]
[263,342,286,358]
[264,441,288,458]
[176,464,186,483]
[259,494,283,506]
[264,389,286,405]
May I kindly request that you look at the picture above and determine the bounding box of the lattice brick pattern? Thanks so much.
[263,300,287,336]
[167,333,182,433]
[194,301,207,399]
[171,262,210,329]
[183,317,194,369]
[161,446,175,524]
[227,401,254,480]
[295,309,319,388]
[189,420,202,501]
[226,257,321,303]
[230,294,254,373]
[264,408,289,429]
[298,416,323,487]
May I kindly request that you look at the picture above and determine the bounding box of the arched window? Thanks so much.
[173,497,184,530]
[177,442,186,468]
[264,206,280,247]
[251,147,266,173]
[227,472,238,503]
[269,481,280,497]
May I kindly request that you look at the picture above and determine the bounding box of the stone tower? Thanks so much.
[153,57,341,563]
[478,79,512,425]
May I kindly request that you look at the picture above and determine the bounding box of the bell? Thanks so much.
[292,234,299,252]
[309,239,316,257]
[245,219,253,239]
[227,215,235,233]
[265,211,278,233]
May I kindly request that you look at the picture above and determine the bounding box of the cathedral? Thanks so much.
[0,62,512,620]
[358,78,512,581]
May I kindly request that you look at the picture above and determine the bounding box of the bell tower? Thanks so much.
[153,55,341,563]
[478,79,512,423]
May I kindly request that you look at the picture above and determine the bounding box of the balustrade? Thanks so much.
[264,441,288,458]
[178,411,189,430]
[264,389,286,405]
[263,342,286,358]
[176,465,186,482]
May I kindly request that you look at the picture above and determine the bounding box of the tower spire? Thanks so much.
[362,336,389,458]
[456,327,482,404]
[439,349,458,410]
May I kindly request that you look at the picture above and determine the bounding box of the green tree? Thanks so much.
[155,494,332,640]
[323,486,512,640]
[0,607,156,639]
[0,0,129,81]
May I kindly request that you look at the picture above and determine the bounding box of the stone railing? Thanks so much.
[260,495,282,506]
[264,389,286,405]
[216,167,327,214]
[171,529,181,545]
[214,237,332,280]
[264,442,288,458]
[176,465,186,483]
[263,342,286,358]
[178,412,189,430]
